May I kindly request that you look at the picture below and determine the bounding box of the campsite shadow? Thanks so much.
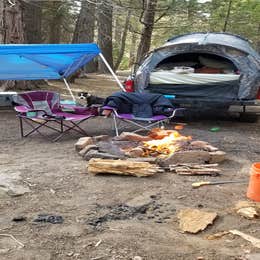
[178,109,257,123]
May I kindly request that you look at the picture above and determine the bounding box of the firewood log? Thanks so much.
[87,158,161,177]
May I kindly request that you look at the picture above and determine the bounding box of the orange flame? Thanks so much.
[143,128,192,157]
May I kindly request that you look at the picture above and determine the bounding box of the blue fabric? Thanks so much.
[0,43,100,80]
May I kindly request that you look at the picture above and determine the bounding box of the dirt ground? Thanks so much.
[1,74,260,260]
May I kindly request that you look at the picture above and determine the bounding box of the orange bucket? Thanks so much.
[247,163,260,202]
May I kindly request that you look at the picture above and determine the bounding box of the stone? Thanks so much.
[79,145,98,157]
[178,208,217,233]
[75,137,94,151]
[164,150,211,165]
[0,171,30,197]
[6,185,30,197]
[208,151,226,163]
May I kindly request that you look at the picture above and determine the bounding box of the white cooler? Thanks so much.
[0,92,17,107]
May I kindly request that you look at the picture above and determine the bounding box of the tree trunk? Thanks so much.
[223,0,232,32]
[0,0,41,90]
[113,11,122,47]
[72,0,97,73]
[4,0,25,43]
[114,10,131,71]
[129,32,137,68]
[135,0,158,67]
[0,0,24,90]
[23,0,42,43]
[0,1,5,43]
[97,0,113,73]
[257,23,260,52]
[48,1,63,43]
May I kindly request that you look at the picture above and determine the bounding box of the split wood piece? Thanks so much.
[229,230,260,249]
[178,208,218,233]
[87,158,162,177]
[206,231,229,240]
[168,163,220,176]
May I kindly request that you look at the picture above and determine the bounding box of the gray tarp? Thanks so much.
[135,33,260,100]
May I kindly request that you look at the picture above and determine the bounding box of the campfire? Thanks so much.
[75,127,226,177]
[138,128,192,157]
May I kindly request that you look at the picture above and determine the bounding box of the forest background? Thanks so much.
[0,0,259,75]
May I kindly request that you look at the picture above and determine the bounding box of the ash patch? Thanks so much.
[87,204,148,227]
[86,194,176,228]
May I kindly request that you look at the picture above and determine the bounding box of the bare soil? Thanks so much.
[0,74,260,260]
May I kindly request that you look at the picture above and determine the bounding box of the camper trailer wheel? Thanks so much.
[239,112,258,123]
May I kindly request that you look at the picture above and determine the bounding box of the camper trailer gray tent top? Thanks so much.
[132,32,260,110]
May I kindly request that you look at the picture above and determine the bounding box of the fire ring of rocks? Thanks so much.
[75,129,226,177]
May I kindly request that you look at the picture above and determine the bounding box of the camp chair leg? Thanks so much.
[18,117,64,140]
[22,118,53,138]
[19,117,24,137]
[113,114,119,136]
[52,119,89,142]
[60,120,64,133]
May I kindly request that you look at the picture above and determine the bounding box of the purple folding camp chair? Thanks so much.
[103,106,185,136]
[13,91,98,141]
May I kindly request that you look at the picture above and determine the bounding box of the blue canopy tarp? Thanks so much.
[0,43,100,80]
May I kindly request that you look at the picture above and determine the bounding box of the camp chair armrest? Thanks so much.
[14,105,48,114]
[14,105,30,113]
[102,106,119,115]
[60,104,99,115]
[168,108,186,118]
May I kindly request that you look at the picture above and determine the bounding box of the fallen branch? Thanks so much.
[229,230,260,249]
[0,233,25,248]
[168,163,220,176]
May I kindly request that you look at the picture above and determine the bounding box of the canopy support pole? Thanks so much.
[99,53,126,92]
[63,78,76,101]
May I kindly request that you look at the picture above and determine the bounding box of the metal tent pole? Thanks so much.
[99,53,126,92]
[63,78,76,101]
